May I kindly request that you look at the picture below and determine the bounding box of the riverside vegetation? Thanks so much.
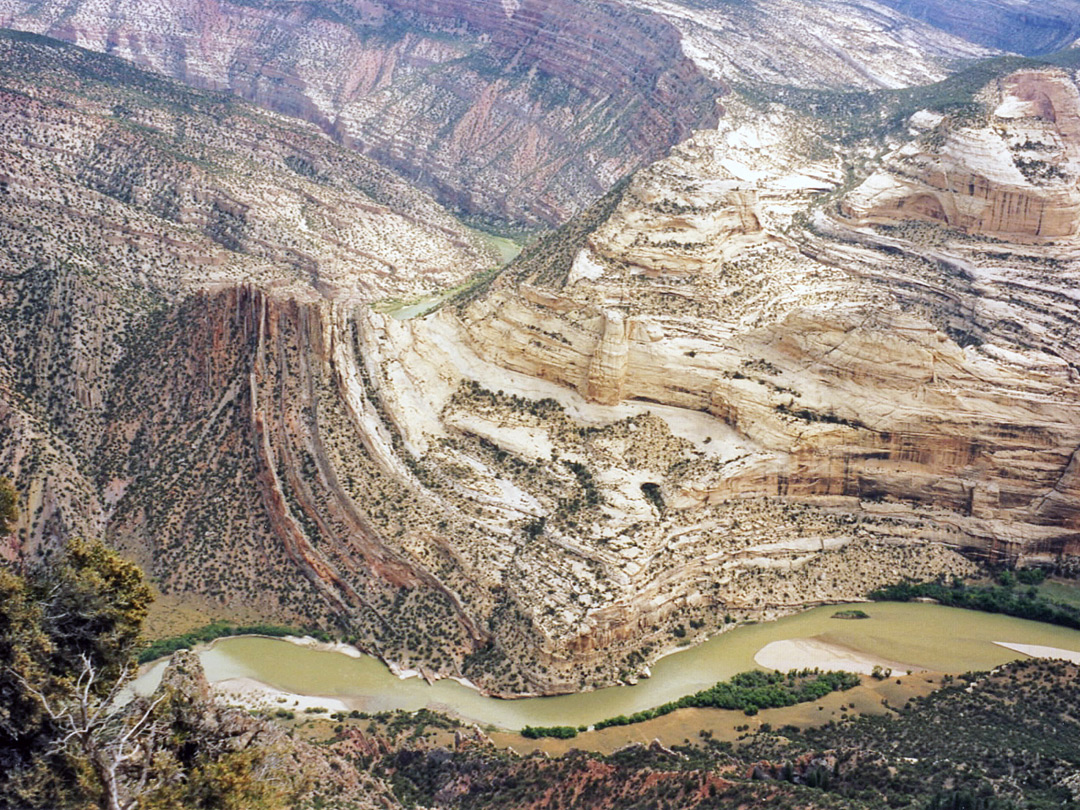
[374,661,1080,810]
[0,539,296,809]
[138,622,329,664]
[5,483,1080,809]
[869,574,1080,630]
[523,669,861,738]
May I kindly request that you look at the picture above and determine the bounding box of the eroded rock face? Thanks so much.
[0,0,719,226]
[842,70,1080,241]
[5,28,1080,697]
[364,75,1080,684]
[0,0,1020,227]
[628,0,996,90]
[0,32,494,658]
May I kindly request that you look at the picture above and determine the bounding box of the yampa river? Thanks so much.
[134,602,1080,731]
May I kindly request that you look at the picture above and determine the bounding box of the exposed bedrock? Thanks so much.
[452,69,1080,574]
[0,0,719,226]
[6,34,1080,694]
[462,284,1080,562]
[99,286,495,671]
[329,76,1080,683]
[842,70,1080,241]
[626,0,997,90]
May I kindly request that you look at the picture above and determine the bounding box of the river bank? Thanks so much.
[133,602,1080,736]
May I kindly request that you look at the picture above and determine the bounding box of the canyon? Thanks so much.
[0,0,1015,228]
[872,0,1080,55]
[0,0,721,227]
[0,2,1079,699]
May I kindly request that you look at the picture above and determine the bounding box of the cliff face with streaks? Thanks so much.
[0,0,1016,228]
[871,0,1080,55]
[0,0,720,227]
[360,70,1080,682]
[843,71,1080,241]
[447,81,1080,576]
[0,34,503,673]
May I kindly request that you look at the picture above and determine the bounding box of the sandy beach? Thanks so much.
[754,638,918,675]
[213,676,351,713]
[993,641,1080,664]
[283,635,363,659]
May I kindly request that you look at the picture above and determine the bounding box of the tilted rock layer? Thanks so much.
[0,0,1017,227]
[370,74,1080,686]
[0,34,497,664]
[871,0,1080,55]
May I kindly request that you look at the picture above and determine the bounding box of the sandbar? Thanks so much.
[213,676,350,713]
[993,641,1080,664]
[754,638,917,675]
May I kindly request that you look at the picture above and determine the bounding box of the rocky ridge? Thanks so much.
[872,0,1080,55]
[354,67,1080,687]
[0,32,501,652]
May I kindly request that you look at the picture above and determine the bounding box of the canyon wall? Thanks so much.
[0,33,496,662]
[4,30,1080,695]
[0,0,719,226]
[378,71,1080,680]
[0,0,1025,227]
[842,71,1080,241]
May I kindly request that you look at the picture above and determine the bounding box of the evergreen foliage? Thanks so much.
[0,539,291,809]
[0,477,17,534]
[138,621,325,663]
[869,579,1080,629]
[588,669,860,732]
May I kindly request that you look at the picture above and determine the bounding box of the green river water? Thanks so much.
[381,228,522,320]
[134,602,1080,730]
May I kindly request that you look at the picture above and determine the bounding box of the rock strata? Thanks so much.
[843,70,1080,241]
[4,32,1080,696]
[372,73,1080,684]
[0,0,720,226]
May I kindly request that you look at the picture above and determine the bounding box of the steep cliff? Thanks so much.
[842,70,1080,240]
[0,0,1029,230]
[0,30,494,656]
[4,27,1080,697]
[0,0,720,227]
[450,78,1080,575]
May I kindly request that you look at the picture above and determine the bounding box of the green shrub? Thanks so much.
[139,621,327,663]
[521,725,578,739]
[869,581,1080,630]
[592,669,860,730]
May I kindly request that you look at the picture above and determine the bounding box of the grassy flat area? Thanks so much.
[142,584,266,640]
[372,228,522,320]
[1039,578,1080,609]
